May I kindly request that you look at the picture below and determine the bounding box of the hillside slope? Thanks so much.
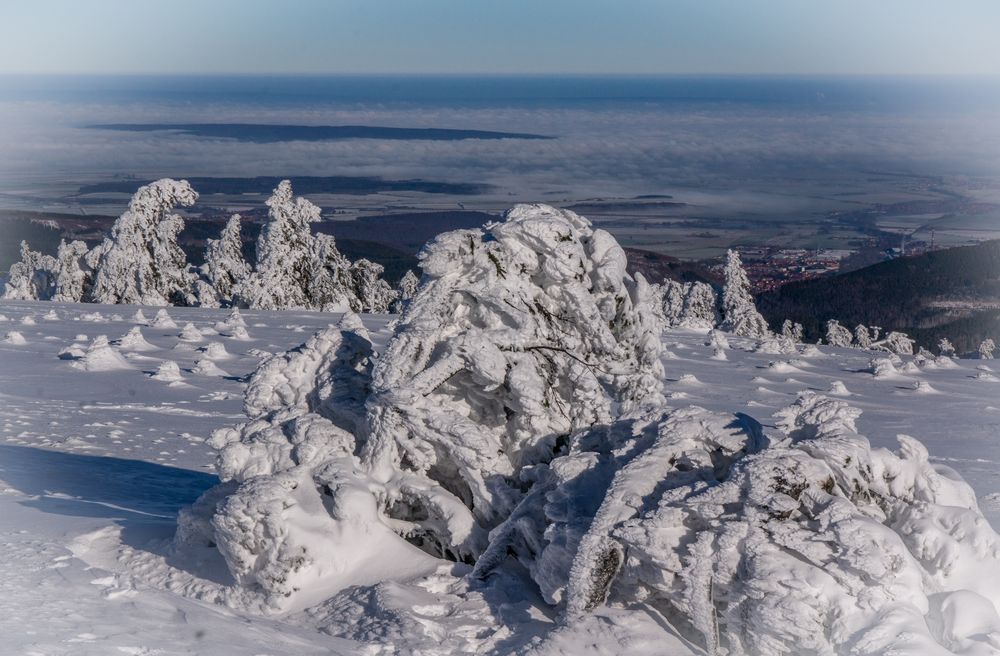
[757,240,1000,351]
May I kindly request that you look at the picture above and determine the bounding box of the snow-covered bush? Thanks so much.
[477,393,1000,655]
[348,258,396,313]
[2,241,55,300]
[89,179,198,306]
[980,338,996,360]
[361,204,665,556]
[938,337,956,357]
[824,319,853,347]
[875,330,915,356]
[179,204,667,608]
[204,214,250,306]
[720,249,769,338]
[662,280,718,329]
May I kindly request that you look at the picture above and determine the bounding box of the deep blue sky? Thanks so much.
[2,0,999,75]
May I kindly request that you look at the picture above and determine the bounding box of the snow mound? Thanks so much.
[151,360,184,383]
[132,309,148,324]
[200,342,231,360]
[20,315,36,326]
[42,309,59,320]
[4,330,27,345]
[214,308,247,333]
[80,311,106,322]
[477,393,1000,655]
[754,335,797,354]
[178,322,203,342]
[117,327,157,351]
[828,380,851,395]
[71,335,132,372]
[192,359,229,377]
[151,309,177,328]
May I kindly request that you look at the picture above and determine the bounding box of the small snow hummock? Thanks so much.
[42,309,59,321]
[214,308,247,333]
[70,335,131,372]
[117,327,157,351]
[191,359,229,377]
[199,342,231,360]
[20,315,36,326]
[3,330,27,345]
[151,309,177,329]
[132,308,148,324]
[151,360,184,383]
[178,322,204,343]
[828,380,851,395]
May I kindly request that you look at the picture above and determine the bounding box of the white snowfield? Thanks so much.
[1,209,1000,655]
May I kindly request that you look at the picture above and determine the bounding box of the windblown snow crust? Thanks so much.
[172,204,1000,654]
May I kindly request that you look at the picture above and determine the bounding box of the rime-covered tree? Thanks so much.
[2,241,55,300]
[824,319,853,347]
[305,233,356,312]
[204,214,250,306]
[391,269,420,313]
[234,180,319,310]
[938,337,956,357]
[349,258,396,313]
[980,338,996,360]
[876,330,915,356]
[180,205,667,607]
[89,179,198,306]
[51,240,94,303]
[781,319,803,342]
[853,324,873,349]
[662,280,718,329]
[720,249,769,338]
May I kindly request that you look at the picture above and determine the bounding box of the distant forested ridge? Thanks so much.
[757,240,1000,352]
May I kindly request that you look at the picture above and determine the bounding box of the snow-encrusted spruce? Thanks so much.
[391,269,420,313]
[2,241,55,300]
[89,179,198,306]
[362,203,666,560]
[720,249,769,338]
[938,337,956,357]
[51,240,94,303]
[234,181,319,310]
[824,319,853,347]
[482,393,1000,656]
[780,319,803,342]
[853,324,873,349]
[349,258,396,313]
[661,279,718,329]
[980,338,996,360]
[204,214,250,306]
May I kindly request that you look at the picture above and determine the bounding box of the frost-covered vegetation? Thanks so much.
[135,205,1000,654]
[2,178,398,313]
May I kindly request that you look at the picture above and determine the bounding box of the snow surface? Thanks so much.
[2,298,1000,654]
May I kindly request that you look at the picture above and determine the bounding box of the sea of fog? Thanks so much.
[1,74,999,206]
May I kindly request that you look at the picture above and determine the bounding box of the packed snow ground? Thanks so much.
[1,299,999,655]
